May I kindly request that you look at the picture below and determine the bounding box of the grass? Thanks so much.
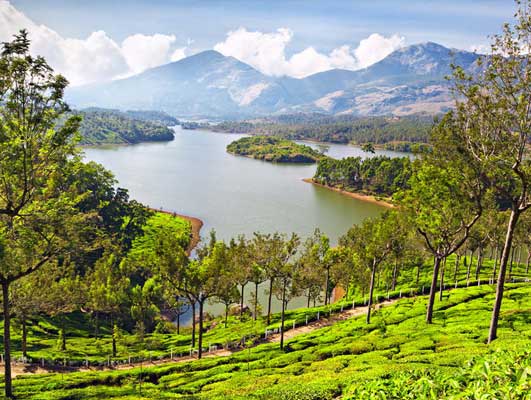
[3,282,531,399]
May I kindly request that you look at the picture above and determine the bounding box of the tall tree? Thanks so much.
[399,137,484,323]
[0,31,83,398]
[448,1,531,342]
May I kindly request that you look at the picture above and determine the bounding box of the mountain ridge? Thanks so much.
[66,42,481,118]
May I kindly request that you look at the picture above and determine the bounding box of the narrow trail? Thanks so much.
[9,299,399,377]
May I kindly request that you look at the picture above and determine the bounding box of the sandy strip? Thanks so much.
[149,208,204,254]
[303,178,394,208]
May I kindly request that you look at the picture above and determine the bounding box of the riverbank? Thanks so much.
[149,208,203,254]
[303,178,394,208]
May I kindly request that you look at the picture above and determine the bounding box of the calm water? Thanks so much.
[83,127,406,319]
[84,127,405,244]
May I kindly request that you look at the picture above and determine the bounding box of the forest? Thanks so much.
[209,114,433,147]
[1,2,531,398]
[226,136,324,163]
[313,156,412,198]
[76,108,176,145]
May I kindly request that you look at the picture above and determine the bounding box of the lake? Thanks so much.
[83,126,406,319]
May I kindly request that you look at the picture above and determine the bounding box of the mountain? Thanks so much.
[66,43,481,118]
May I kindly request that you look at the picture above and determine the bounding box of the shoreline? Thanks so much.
[149,208,204,254]
[303,178,394,208]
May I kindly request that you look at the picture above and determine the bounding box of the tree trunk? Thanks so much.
[21,317,27,359]
[492,245,499,280]
[509,246,516,279]
[391,260,398,291]
[488,209,520,343]
[240,284,245,319]
[280,280,287,350]
[426,256,442,324]
[253,282,259,321]
[176,312,180,335]
[466,251,472,285]
[60,317,66,351]
[224,305,228,328]
[453,255,460,283]
[526,250,531,275]
[475,247,483,281]
[2,281,13,399]
[191,300,196,348]
[267,279,274,324]
[307,289,311,308]
[366,258,377,324]
[94,311,99,339]
[198,300,204,359]
[112,323,117,358]
[416,264,420,287]
[324,268,330,306]
[439,257,445,301]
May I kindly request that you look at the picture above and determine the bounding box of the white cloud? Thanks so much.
[214,28,406,78]
[354,33,406,69]
[121,33,177,74]
[170,47,187,62]
[0,1,187,85]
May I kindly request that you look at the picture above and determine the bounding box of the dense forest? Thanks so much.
[227,136,324,163]
[208,114,434,147]
[76,108,176,145]
[313,156,413,198]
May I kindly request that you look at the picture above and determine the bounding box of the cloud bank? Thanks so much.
[214,28,406,78]
[1,1,406,85]
[0,0,187,85]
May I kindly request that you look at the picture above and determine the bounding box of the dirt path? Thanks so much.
[8,299,398,377]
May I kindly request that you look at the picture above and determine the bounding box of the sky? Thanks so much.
[1,0,516,86]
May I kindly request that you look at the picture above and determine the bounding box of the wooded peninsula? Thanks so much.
[226,135,325,163]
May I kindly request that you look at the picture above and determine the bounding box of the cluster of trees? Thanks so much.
[211,114,433,147]
[75,108,175,145]
[314,156,412,197]
[226,136,324,163]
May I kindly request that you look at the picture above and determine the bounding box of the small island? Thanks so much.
[226,135,324,163]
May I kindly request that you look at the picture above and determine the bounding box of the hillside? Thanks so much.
[7,282,531,399]
[77,109,175,145]
[66,43,480,118]
[227,136,325,163]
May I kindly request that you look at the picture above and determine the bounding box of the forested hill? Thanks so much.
[209,114,434,150]
[76,108,176,145]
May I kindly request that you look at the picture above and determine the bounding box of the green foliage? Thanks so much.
[314,156,411,197]
[227,136,324,163]
[212,114,433,147]
[5,284,530,399]
[75,108,175,145]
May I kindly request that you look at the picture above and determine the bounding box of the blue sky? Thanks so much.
[1,0,516,85]
[11,0,513,52]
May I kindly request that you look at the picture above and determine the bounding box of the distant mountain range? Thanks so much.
[66,42,480,119]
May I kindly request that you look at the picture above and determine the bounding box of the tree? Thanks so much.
[130,278,162,341]
[85,248,129,356]
[399,145,483,323]
[215,260,241,328]
[229,235,252,319]
[273,236,301,350]
[448,1,531,342]
[0,31,83,398]
[341,211,403,324]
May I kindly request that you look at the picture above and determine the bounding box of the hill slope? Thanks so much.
[8,283,531,399]
[66,43,480,118]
